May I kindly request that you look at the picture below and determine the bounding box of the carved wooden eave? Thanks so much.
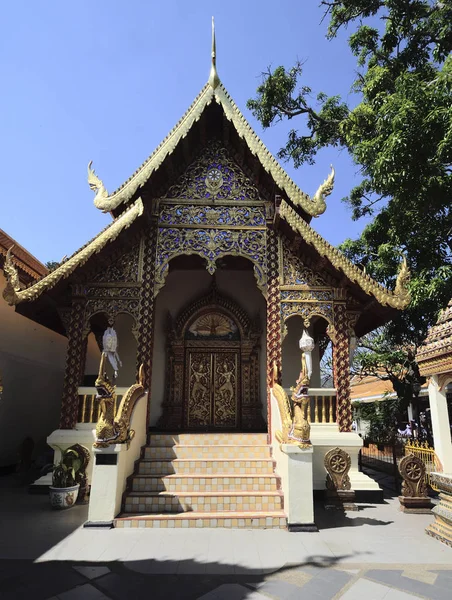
[279,200,411,311]
[417,299,452,377]
[88,82,332,218]
[0,228,48,282]
[3,199,143,306]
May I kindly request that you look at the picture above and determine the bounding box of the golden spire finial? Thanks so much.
[208,16,220,89]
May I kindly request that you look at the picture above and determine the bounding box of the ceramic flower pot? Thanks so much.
[49,484,80,509]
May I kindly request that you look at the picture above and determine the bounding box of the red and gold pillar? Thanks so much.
[136,225,157,424]
[332,303,352,432]
[266,228,282,437]
[59,298,86,429]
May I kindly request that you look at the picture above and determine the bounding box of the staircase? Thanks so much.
[114,433,286,529]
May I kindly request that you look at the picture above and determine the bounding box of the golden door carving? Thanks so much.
[186,350,238,429]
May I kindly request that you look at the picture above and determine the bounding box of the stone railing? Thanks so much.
[284,387,337,425]
[77,386,128,424]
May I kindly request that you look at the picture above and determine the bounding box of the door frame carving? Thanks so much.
[158,283,264,430]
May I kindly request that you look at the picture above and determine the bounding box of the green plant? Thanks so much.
[52,446,82,488]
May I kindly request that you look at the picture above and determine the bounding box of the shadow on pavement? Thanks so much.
[314,501,393,530]
[0,553,357,600]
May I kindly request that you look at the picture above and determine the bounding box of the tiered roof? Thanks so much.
[3,20,410,323]
[417,300,452,377]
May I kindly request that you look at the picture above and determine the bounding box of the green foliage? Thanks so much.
[45,261,60,271]
[354,397,401,443]
[248,0,452,346]
[351,328,425,414]
[52,446,82,488]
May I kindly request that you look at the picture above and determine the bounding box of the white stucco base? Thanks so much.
[270,390,315,528]
[29,426,96,490]
[86,392,148,525]
[311,424,381,494]
[270,389,381,512]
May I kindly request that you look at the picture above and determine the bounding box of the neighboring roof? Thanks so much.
[350,374,428,403]
[417,299,452,377]
[3,199,143,305]
[88,82,333,218]
[0,229,48,281]
[279,200,411,310]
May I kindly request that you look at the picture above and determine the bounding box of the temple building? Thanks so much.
[3,23,410,529]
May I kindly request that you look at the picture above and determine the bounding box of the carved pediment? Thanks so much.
[90,242,141,284]
[164,141,261,203]
[280,237,327,287]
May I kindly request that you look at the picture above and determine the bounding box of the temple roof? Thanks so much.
[2,23,410,320]
[417,299,452,377]
[88,82,333,218]
[3,200,143,306]
[0,229,47,282]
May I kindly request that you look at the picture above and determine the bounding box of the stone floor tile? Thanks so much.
[339,579,392,600]
[56,583,110,600]
[196,584,266,600]
[291,568,351,599]
[401,568,438,585]
[384,590,428,600]
[72,566,111,580]
[366,569,452,600]
[257,579,304,599]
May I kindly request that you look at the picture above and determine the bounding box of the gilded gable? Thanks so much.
[164,141,261,203]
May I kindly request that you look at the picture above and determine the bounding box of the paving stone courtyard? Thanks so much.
[1,472,452,600]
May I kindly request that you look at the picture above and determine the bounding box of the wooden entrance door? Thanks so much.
[186,349,239,429]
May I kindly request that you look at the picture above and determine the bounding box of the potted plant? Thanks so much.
[49,446,82,509]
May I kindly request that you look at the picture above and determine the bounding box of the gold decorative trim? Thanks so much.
[88,81,329,216]
[89,85,215,212]
[154,226,267,298]
[279,201,411,309]
[3,199,144,305]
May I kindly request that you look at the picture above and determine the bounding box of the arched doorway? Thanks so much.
[158,283,263,431]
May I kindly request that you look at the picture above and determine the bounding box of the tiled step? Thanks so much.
[137,458,276,475]
[149,433,268,447]
[144,444,271,460]
[115,511,287,529]
[123,491,284,513]
[131,473,280,493]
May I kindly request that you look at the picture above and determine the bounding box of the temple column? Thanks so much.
[136,224,157,424]
[331,303,352,433]
[266,229,282,437]
[59,298,87,429]
[428,375,452,472]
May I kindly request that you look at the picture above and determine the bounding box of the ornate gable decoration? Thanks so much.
[164,142,261,203]
[279,236,333,333]
[90,241,141,284]
[280,238,326,287]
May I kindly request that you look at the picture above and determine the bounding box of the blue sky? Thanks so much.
[0,1,372,264]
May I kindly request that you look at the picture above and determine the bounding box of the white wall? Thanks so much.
[0,272,67,467]
[83,333,102,379]
[150,268,266,426]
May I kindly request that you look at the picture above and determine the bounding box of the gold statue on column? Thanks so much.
[288,330,314,447]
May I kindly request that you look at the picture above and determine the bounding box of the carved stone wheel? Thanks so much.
[330,455,347,474]
[405,459,422,481]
